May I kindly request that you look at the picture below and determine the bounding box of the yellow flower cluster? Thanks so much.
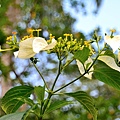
[1,29,95,60]
[49,33,86,57]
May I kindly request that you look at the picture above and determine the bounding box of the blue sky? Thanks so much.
[73,0,120,35]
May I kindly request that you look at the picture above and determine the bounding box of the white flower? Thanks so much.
[76,57,94,79]
[14,37,57,59]
[98,55,120,72]
[118,51,120,62]
[104,35,120,52]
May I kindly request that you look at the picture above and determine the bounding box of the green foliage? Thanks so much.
[93,60,120,90]
[0,112,25,120]
[95,91,120,120]
[16,97,34,107]
[46,100,73,113]
[0,61,10,78]
[21,105,40,120]
[0,30,6,45]
[34,86,45,103]
[1,85,34,114]
[0,0,11,27]
[74,47,90,64]
[65,91,97,120]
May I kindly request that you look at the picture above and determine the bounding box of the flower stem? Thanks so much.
[32,62,49,90]
[42,92,52,115]
[51,59,61,91]
[40,57,62,118]
[96,40,100,53]
[0,48,13,52]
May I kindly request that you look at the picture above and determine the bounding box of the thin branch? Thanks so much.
[51,58,62,91]
[32,62,49,90]
[53,72,86,93]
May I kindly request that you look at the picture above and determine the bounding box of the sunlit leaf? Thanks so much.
[0,112,25,120]
[34,86,45,103]
[65,91,97,120]
[93,60,120,90]
[45,100,72,113]
[1,85,34,114]
[74,47,90,64]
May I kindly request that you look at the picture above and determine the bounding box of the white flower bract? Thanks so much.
[104,35,120,53]
[98,55,120,72]
[76,57,94,79]
[14,37,57,59]
[118,51,120,62]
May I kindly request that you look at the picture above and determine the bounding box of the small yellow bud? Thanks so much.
[35,29,41,32]
[27,28,34,36]
[110,29,116,33]
[21,36,29,41]
[6,36,12,41]
[84,41,90,46]
[49,34,55,40]
[27,28,33,34]
[64,34,70,36]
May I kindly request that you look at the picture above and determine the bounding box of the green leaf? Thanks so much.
[74,47,90,64]
[45,100,72,113]
[0,112,25,120]
[93,60,120,90]
[34,86,45,103]
[1,85,34,114]
[16,97,34,106]
[65,91,97,120]
[103,50,115,58]
[21,104,40,120]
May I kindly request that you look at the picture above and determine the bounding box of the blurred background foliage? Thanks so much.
[0,0,120,120]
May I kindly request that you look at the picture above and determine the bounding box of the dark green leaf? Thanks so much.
[65,91,97,120]
[93,60,120,90]
[34,86,45,103]
[0,112,25,120]
[45,100,72,113]
[74,47,90,64]
[1,85,34,114]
